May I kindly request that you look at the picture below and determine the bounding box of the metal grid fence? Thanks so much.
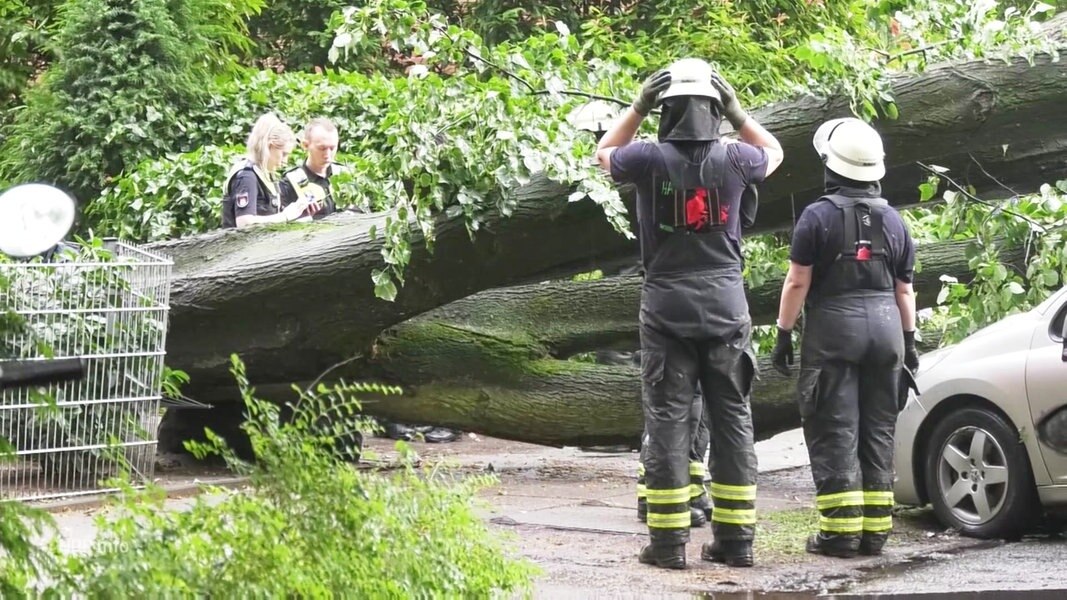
[0,240,173,500]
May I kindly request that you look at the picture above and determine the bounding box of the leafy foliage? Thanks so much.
[90,145,244,240]
[38,356,537,597]
[82,0,1064,303]
[0,498,63,598]
[0,0,58,113]
[247,0,347,71]
[0,0,213,202]
[905,170,1067,344]
[0,0,265,204]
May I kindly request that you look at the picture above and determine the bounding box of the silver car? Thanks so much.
[894,286,1067,538]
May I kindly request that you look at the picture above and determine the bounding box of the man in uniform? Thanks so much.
[279,117,345,220]
[596,59,783,569]
[771,117,918,558]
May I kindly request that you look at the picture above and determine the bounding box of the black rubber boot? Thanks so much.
[690,506,707,528]
[859,533,888,556]
[700,539,754,568]
[384,422,415,441]
[691,495,713,522]
[638,544,686,570]
[805,533,860,558]
[637,497,647,523]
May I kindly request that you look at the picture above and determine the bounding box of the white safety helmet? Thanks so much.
[659,58,721,103]
[812,118,886,182]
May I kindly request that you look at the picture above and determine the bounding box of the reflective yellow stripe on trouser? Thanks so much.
[710,482,756,526]
[816,490,864,535]
[689,461,707,501]
[646,487,690,529]
[863,489,894,533]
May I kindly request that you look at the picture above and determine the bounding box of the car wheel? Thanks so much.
[923,407,1039,539]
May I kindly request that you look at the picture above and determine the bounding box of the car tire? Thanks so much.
[923,407,1039,539]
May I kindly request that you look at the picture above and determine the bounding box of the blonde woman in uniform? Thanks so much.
[221,112,317,228]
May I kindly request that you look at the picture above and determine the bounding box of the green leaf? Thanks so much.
[372,269,398,302]
[918,182,937,202]
[937,286,950,305]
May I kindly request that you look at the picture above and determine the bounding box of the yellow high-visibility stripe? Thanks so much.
[862,516,893,532]
[689,462,706,477]
[819,516,863,533]
[647,512,691,529]
[816,491,865,510]
[690,484,707,499]
[637,484,647,499]
[646,488,690,504]
[638,464,645,477]
[710,482,757,501]
[711,507,757,525]
[863,491,894,506]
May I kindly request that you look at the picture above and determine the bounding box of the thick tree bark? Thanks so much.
[320,234,1014,447]
[153,52,1067,411]
[379,233,1028,361]
[359,321,801,448]
[753,53,1067,229]
[152,178,633,402]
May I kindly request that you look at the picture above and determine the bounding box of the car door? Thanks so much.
[1024,290,1067,484]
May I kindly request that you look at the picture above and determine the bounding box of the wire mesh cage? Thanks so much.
[0,240,173,501]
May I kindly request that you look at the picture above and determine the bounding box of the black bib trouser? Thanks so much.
[797,195,904,547]
[638,387,711,518]
[640,143,758,549]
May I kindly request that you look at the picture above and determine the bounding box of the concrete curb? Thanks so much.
[31,476,249,514]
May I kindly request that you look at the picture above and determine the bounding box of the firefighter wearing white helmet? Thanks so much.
[594,59,784,570]
[771,117,918,559]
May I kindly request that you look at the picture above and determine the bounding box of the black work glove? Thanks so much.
[771,326,794,376]
[709,70,749,130]
[632,70,671,117]
[903,330,920,372]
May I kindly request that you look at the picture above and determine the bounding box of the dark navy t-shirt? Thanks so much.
[790,195,915,284]
[610,140,769,270]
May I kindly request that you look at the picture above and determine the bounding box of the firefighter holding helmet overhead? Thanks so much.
[595,58,784,570]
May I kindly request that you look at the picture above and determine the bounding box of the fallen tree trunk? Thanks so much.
[393,233,1028,360]
[157,232,1014,450]
[154,52,1067,408]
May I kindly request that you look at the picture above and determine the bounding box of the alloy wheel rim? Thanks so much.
[936,425,1010,525]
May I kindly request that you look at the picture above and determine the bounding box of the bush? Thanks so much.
[36,356,537,597]
[0,1,58,113]
[248,0,348,71]
[0,0,262,204]
[89,145,244,241]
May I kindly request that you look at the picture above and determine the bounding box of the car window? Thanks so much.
[1051,301,1067,342]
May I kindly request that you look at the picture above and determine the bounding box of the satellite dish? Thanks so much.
[0,184,77,258]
